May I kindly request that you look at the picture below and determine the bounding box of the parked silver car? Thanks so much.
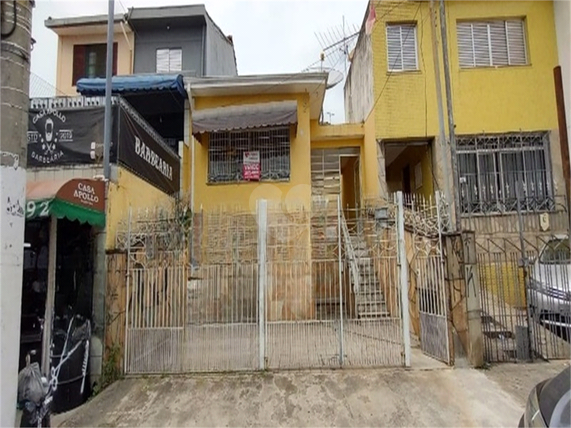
[527,236,571,332]
[519,366,570,427]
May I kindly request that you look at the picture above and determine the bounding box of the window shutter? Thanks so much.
[457,22,475,68]
[489,21,509,66]
[169,49,182,72]
[112,42,118,75]
[72,44,86,85]
[386,24,417,72]
[156,48,170,73]
[386,25,403,71]
[401,24,417,70]
[506,20,527,65]
[472,22,491,67]
[458,19,527,68]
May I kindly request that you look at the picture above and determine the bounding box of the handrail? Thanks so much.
[340,212,360,294]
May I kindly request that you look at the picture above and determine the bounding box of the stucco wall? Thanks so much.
[106,166,173,248]
[55,31,133,96]
[205,17,238,76]
[344,31,374,123]
[133,25,204,75]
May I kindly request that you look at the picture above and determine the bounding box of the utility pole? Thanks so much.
[553,66,571,254]
[429,0,452,223]
[0,1,33,426]
[554,66,570,211]
[438,0,461,232]
[103,0,115,180]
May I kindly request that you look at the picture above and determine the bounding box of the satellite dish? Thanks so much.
[304,66,344,89]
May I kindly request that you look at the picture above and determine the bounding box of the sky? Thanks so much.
[30,0,369,123]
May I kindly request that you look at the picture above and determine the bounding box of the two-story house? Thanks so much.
[345,0,568,237]
[128,4,237,77]
[46,5,237,148]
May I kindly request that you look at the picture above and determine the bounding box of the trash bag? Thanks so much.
[18,362,47,405]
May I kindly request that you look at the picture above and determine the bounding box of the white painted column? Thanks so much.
[0,155,26,426]
[396,191,411,367]
[257,199,267,370]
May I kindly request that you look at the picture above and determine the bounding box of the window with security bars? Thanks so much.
[457,133,554,214]
[457,19,528,68]
[156,48,182,73]
[208,127,290,183]
[386,23,418,71]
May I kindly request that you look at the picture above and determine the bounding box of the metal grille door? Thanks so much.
[405,192,451,364]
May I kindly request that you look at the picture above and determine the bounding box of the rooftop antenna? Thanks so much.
[314,19,359,78]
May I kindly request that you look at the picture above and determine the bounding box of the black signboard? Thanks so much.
[117,107,180,195]
[27,107,117,167]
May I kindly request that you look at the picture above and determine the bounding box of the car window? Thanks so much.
[539,239,571,264]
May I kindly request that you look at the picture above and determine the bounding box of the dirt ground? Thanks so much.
[50,359,569,428]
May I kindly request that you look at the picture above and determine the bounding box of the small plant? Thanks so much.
[93,343,122,395]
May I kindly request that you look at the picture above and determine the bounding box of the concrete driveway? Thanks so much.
[53,361,569,427]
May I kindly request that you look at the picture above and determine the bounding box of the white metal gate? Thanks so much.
[118,194,412,374]
[405,192,451,364]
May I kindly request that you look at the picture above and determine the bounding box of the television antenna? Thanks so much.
[314,17,359,77]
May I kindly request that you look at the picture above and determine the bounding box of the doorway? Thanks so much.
[19,218,95,411]
[340,155,361,221]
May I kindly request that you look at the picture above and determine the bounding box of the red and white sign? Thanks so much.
[243,151,260,181]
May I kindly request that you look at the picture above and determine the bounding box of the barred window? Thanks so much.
[457,19,527,68]
[208,127,290,183]
[457,133,553,214]
[386,23,418,72]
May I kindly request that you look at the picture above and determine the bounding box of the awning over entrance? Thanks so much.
[76,74,187,98]
[192,100,298,135]
[26,178,106,227]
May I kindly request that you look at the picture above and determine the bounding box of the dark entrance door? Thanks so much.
[403,165,411,194]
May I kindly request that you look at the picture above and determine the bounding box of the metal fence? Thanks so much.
[117,194,413,374]
[402,193,450,364]
[465,191,570,363]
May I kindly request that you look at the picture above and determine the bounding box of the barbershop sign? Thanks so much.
[117,109,180,194]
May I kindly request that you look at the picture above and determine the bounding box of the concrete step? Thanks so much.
[357,310,390,318]
[356,300,386,309]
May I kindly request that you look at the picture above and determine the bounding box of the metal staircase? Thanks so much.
[341,214,389,319]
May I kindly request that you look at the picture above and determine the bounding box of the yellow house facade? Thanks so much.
[46,14,134,96]
[183,74,378,213]
[345,0,567,230]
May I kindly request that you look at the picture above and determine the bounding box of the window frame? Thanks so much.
[457,132,554,215]
[207,126,292,184]
[456,18,528,69]
[385,23,419,72]
[72,43,117,86]
[156,47,183,73]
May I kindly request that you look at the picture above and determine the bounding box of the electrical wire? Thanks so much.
[368,2,422,120]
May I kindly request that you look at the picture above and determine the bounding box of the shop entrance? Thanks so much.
[19,218,95,411]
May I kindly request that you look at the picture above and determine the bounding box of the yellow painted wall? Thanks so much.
[55,31,134,96]
[363,111,381,200]
[192,93,312,212]
[370,0,559,140]
[106,167,173,248]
